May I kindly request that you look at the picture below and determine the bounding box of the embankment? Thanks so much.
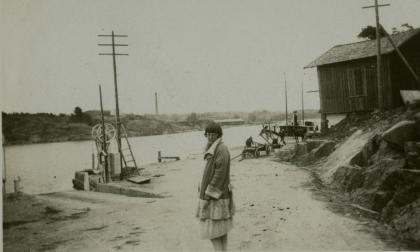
[276,106,420,245]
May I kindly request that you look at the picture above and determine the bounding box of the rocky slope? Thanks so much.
[277,105,420,245]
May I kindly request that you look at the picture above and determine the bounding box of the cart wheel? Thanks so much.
[254,149,260,158]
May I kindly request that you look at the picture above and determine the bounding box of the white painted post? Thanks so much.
[13,176,21,193]
[83,172,89,191]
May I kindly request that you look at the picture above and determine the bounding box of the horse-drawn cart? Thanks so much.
[260,122,308,143]
[241,142,270,159]
[278,125,307,141]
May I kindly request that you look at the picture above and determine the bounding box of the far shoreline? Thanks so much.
[3,123,260,147]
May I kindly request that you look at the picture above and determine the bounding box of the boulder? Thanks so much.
[404,142,420,169]
[351,188,395,212]
[371,140,405,163]
[293,143,309,158]
[415,111,420,121]
[372,190,394,211]
[331,165,364,192]
[297,141,333,165]
[292,141,324,160]
[386,199,420,244]
[312,141,336,159]
[415,112,420,139]
[276,144,296,162]
[362,158,405,190]
[382,120,418,150]
[362,135,380,163]
[393,181,420,207]
[305,140,324,152]
[350,151,365,167]
[351,136,380,167]
[301,154,316,166]
[381,172,420,222]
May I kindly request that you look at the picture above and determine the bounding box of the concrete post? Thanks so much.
[13,176,21,193]
[83,172,89,191]
[108,153,121,177]
[321,113,328,133]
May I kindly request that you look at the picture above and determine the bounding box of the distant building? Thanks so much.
[214,118,245,126]
[85,110,111,117]
[305,28,420,114]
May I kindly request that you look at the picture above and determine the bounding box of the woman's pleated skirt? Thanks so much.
[196,198,235,240]
[199,218,233,240]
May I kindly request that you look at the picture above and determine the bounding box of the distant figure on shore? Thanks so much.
[245,136,254,147]
[293,111,299,126]
[196,122,235,251]
[279,128,286,145]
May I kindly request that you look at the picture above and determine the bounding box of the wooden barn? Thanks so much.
[305,28,420,126]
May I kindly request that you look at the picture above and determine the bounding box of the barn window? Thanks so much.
[348,68,367,97]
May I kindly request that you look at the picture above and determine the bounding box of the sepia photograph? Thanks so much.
[2,0,420,251]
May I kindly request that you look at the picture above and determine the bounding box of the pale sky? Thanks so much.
[1,0,420,115]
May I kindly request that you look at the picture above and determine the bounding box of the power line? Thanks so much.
[98,31,128,174]
[362,0,390,110]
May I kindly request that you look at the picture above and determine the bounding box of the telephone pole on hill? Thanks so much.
[284,72,288,125]
[301,81,304,125]
[363,0,390,110]
[98,31,128,173]
[155,92,159,115]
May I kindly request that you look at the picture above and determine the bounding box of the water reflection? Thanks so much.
[3,116,345,194]
[4,124,261,194]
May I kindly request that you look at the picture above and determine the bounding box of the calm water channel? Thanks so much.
[4,116,344,195]
[4,124,263,194]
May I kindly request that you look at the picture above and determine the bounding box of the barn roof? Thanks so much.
[305,28,420,68]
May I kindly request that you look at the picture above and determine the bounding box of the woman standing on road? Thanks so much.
[196,122,235,251]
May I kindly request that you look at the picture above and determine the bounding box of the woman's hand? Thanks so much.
[203,195,211,200]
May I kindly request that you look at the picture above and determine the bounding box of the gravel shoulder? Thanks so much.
[3,149,409,251]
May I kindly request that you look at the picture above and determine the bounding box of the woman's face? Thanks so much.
[205,132,219,144]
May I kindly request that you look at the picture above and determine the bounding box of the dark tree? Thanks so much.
[186,112,198,123]
[70,106,92,125]
[74,106,83,118]
[357,25,386,40]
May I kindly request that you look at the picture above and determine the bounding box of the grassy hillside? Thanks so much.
[2,109,321,145]
[1,112,208,145]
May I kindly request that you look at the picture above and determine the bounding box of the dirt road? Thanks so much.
[4,150,408,251]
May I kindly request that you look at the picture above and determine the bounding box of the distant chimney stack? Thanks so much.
[155,92,159,115]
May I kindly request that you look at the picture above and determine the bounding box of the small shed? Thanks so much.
[305,28,420,116]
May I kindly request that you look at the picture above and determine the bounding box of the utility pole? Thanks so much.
[284,72,288,125]
[99,85,110,183]
[98,31,128,172]
[363,0,390,110]
[155,92,159,115]
[380,24,420,84]
[301,81,304,125]
[2,136,6,195]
